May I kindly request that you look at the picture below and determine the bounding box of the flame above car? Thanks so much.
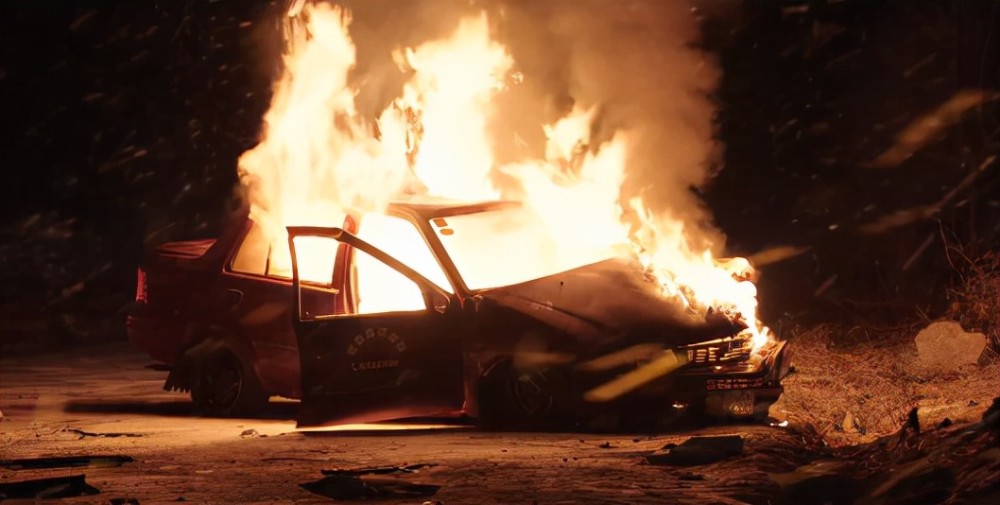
[237,3,773,352]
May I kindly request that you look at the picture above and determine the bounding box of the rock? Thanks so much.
[300,474,440,500]
[775,473,859,505]
[646,435,744,466]
[0,475,101,500]
[239,429,259,438]
[841,411,857,433]
[0,455,134,470]
[914,321,986,369]
[677,471,705,481]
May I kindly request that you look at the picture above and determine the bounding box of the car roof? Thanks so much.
[386,197,519,220]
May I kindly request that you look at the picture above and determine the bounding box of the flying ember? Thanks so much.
[238,2,773,351]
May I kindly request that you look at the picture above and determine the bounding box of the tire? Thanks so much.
[477,359,570,430]
[190,351,267,417]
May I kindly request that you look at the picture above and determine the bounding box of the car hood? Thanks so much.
[478,257,743,346]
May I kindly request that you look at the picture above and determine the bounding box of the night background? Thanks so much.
[0,0,998,502]
[2,0,997,352]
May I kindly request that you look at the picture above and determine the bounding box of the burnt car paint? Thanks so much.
[288,226,466,426]
[129,200,789,424]
[128,215,359,404]
[286,220,788,427]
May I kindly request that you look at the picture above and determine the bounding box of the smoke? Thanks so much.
[499,1,720,203]
[238,0,773,342]
[246,0,722,247]
[336,0,723,250]
[340,0,485,119]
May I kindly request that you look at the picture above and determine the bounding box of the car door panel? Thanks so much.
[288,226,464,427]
[297,312,464,426]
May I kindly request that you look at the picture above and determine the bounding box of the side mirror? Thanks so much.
[427,291,451,314]
[464,294,484,315]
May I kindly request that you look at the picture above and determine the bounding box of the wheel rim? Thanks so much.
[198,355,243,411]
[510,369,552,418]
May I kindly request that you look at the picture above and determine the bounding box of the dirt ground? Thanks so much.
[1,337,997,504]
[0,342,815,504]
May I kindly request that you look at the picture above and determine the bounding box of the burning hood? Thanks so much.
[479,257,744,346]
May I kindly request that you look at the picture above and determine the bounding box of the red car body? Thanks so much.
[128,200,790,426]
[126,213,337,402]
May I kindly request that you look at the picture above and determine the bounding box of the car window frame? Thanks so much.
[287,226,452,322]
[226,220,339,290]
[354,212,455,295]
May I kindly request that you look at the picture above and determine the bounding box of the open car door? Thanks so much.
[287,226,465,427]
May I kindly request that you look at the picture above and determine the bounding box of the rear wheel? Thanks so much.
[190,351,267,417]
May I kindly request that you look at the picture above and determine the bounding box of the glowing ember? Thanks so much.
[238,2,774,351]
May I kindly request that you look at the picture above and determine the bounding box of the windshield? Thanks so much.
[431,206,621,291]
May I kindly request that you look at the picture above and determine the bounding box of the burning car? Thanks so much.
[126,3,794,429]
[128,198,790,428]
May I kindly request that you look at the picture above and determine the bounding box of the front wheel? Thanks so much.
[477,359,573,430]
[190,351,267,417]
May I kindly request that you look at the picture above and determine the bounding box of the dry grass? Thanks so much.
[946,250,1000,359]
[771,323,1000,447]
[771,243,1000,447]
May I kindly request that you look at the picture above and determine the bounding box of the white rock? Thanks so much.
[841,411,856,433]
[914,321,986,369]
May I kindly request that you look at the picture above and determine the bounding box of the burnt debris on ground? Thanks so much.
[301,462,442,500]
[646,435,745,466]
[66,428,144,439]
[770,396,1000,505]
[0,454,134,470]
[108,498,140,505]
[321,463,438,477]
[0,474,101,500]
[300,475,441,501]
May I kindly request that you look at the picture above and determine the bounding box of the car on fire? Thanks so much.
[128,199,791,428]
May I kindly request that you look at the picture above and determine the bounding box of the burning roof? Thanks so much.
[238,1,773,351]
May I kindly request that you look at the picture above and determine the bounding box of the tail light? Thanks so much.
[135,267,148,303]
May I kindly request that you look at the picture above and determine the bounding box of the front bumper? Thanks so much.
[677,340,791,390]
[607,339,791,417]
[674,340,791,417]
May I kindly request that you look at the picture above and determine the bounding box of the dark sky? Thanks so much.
[1,0,282,232]
[0,0,997,336]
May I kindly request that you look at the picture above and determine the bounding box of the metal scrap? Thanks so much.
[320,463,437,477]
[646,435,744,466]
[66,428,144,439]
[303,463,441,500]
[0,454,133,470]
[300,475,440,501]
[0,474,101,500]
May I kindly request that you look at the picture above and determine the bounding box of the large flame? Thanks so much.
[239,3,773,350]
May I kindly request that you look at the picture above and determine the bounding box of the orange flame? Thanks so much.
[238,3,774,349]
